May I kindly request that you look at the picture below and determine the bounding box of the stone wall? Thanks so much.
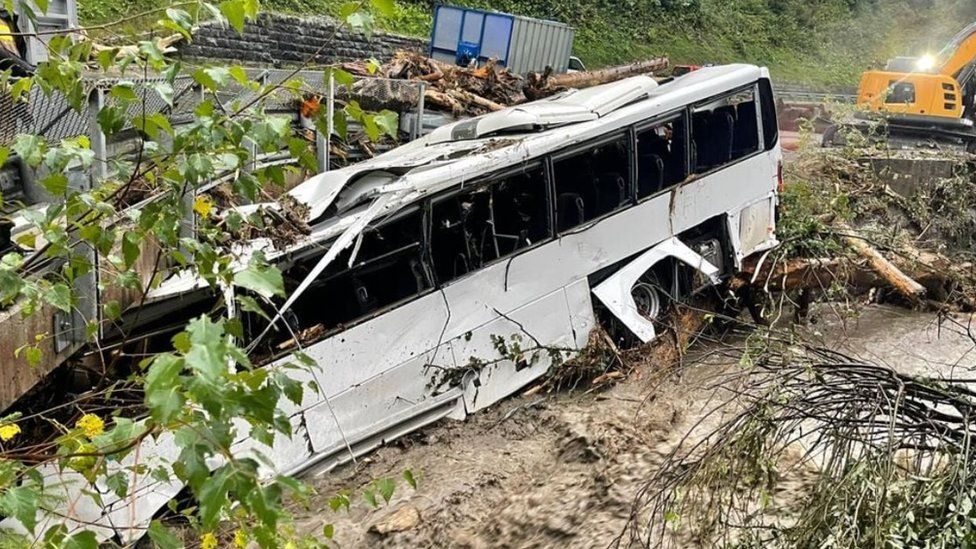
[181,12,428,66]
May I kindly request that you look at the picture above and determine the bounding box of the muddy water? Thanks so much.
[292,305,976,548]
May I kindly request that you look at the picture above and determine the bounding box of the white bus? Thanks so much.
[18,64,781,542]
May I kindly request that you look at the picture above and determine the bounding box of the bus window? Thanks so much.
[289,208,431,332]
[430,164,548,285]
[759,78,778,150]
[691,87,760,174]
[553,134,632,233]
[636,115,688,198]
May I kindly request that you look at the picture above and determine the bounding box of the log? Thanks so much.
[836,223,926,303]
[424,89,464,114]
[451,89,505,112]
[541,57,670,90]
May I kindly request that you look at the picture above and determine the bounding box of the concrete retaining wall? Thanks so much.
[181,12,429,66]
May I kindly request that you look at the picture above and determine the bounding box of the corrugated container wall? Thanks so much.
[507,16,574,74]
[429,5,575,75]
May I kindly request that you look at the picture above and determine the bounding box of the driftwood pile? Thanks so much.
[338,51,670,116]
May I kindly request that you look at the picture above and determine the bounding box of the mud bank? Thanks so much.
[289,305,975,548]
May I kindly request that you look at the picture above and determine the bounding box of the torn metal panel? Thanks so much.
[591,237,720,343]
[729,194,779,267]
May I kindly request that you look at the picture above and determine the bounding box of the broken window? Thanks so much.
[283,207,432,337]
[691,87,760,174]
[636,115,688,199]
[429,163,549,285]
[553,134,633,233]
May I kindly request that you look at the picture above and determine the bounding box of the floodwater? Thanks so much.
[292,305,976,548]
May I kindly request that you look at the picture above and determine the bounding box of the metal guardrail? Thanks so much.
[773,83,857,104]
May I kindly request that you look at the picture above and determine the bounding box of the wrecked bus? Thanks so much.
[7,64,781,542]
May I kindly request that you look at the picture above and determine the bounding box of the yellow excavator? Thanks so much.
[826,22,976,150]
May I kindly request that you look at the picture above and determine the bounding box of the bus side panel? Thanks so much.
[565,278,598,349]
[275,290,454,413]
[303,342,456,454]
[453,286,578,414]
[670,154,777,258]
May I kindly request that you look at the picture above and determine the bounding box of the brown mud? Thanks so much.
[291,305,976,548]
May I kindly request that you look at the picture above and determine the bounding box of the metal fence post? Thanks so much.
[413,81,427,141]
[58,86,108,348]
[320,72,335,173]
[87,87,108,182]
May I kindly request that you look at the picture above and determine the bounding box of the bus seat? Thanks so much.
[557,192,586,231]
[352,278,376,314]
[709,111,735,165]
[638,154,664,197]
[594,173,627,213]
[731,102,759,157]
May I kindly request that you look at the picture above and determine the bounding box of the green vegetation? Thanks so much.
[81,0,976,87]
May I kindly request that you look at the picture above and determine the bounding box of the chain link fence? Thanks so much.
[1,69,430,155]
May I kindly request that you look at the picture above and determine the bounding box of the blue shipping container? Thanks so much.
[429,5,576,75]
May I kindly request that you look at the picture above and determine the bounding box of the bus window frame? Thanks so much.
[549,130,635,236]
[425,159,554,289]
[633,108,691,205]
[689,82,765,179]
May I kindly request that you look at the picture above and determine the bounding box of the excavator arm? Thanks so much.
[938,22,976,80]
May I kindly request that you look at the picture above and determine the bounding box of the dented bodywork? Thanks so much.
[3,65,782,543]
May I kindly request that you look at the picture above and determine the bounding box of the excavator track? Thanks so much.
[823,113,976,153]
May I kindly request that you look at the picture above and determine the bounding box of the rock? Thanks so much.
[369,506,422,535]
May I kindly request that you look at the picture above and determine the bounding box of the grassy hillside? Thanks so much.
[81,0,976,88]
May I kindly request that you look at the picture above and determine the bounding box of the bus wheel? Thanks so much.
[632,273,666,323]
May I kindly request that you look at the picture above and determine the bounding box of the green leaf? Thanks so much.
[61,531,99,549]
[144,353,186,423]
[346,11,374,36]
[122,231,141,268]
[370,0,395,17]
[45,282,72,313]
[12,134,44,167]
[403,469,417,489]
[220,0,247,33]
[198,466,233,529]
[40,173,68,196]
[374,110,399,139]
[233,262,284,299]
[103,300,122,321]
[184,316,226,382]
[10,77,32,102]
[362,488,378,508]
[33,0,48,14]
[376,477,395,503]
[0,486,39,533]
[151,81,174,107]
[96,105,128,135]
[24,346,41,368]
[147,520,183,549]
[323,523,334,539]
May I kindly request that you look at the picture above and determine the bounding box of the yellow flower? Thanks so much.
[283,542,297,549]
[0,423,20,441]
[233,530,247,548]
[201,532,218,549]
[75,414,105,438]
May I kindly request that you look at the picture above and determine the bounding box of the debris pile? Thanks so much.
[339,51,670,116]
